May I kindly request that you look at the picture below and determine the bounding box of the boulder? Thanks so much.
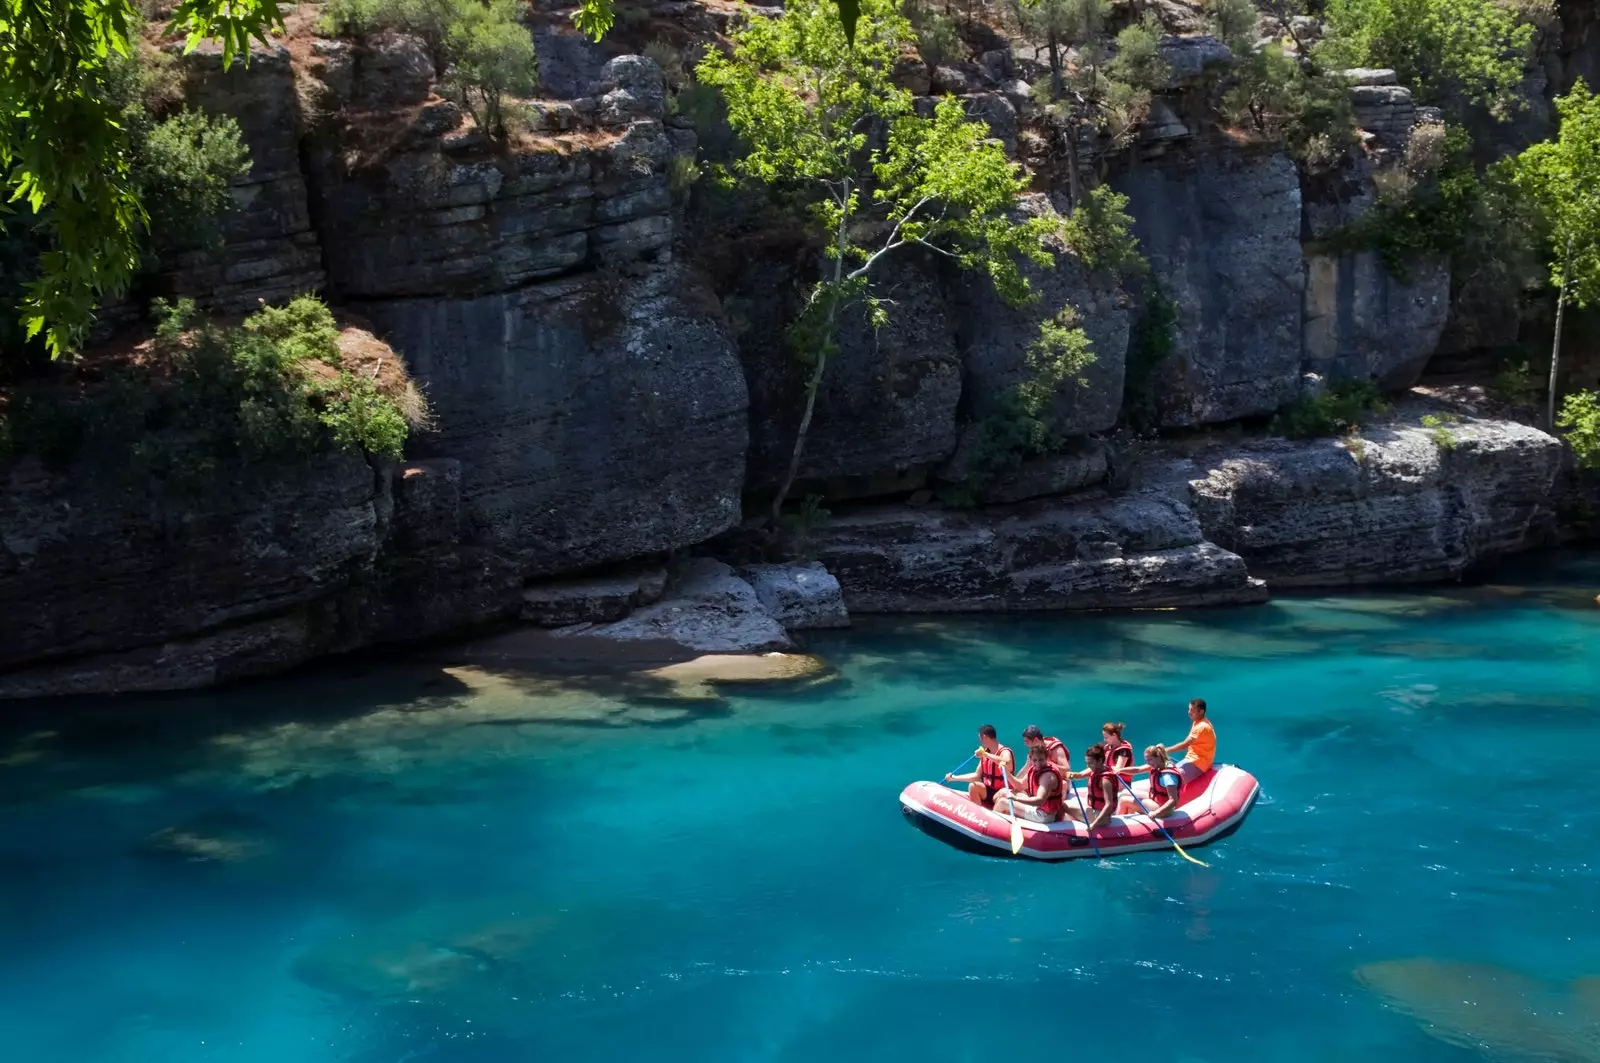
[1114,152,1305,426]
[1157,35,1233,89]
[961,92,1018,154]
[562,559,793,653]
[738,561,850,629]
[1303,251,1451,388]
[362,266,749,580]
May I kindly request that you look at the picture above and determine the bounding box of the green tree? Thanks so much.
[1018,0,1168,206]
[1507,79,1600,428]
[1321,0,1536,114]
[697,0,1061,525]
[447,0,539,136]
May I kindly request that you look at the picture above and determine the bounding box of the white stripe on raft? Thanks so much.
[899,763,1260,861]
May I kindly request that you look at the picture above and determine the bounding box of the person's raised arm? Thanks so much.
[944,769,981,784]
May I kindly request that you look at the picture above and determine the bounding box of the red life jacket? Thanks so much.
[1043,736,1070,771]
[1149,765,1181,803]
[1104,739,1133,771]
[1088,765,1118,811]
[1029,764,1064,819]
[978,744,1013,794]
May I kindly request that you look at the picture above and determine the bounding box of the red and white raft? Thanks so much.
[899,762,1260,861]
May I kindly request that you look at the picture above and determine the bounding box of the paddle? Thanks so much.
[1117,772,1209,868]
[1070,777,1102,859]
[940,752,977,790]
[998,763,1025,855]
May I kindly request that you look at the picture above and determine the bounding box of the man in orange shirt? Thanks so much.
[1165,697,1216,772]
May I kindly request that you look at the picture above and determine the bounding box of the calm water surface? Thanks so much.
[2,555,1599,1063]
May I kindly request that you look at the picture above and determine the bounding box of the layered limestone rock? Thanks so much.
[0,452,380,698]
[1302,251,1451,388]
[1115,152,1305,426]
[814,490,1267,612]
[951,196,1130,439]
[162,41,326,311]
[520,568,669,626]
[362,266,748,579]
[1188,417,1565,586]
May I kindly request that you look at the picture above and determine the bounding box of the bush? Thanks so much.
[1060,186,1146,283]
[134,109,251,249]
[1556,391,1600,469]
[906,3,961,68]
[1122,285,1178,435]
[1271,378,1391,438]
[0,296,424,485]
[1321,0,1537,114]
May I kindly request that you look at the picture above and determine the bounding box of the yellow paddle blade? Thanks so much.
[1172,842,1209,867]
[1010,820,1024,855]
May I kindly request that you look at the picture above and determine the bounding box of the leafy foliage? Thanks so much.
[697,0,1061,523]
[957,307,1098,499]
[1507,80,1600,311]
[1208,1,1356,167]
[1271,378,1391,438]
[1321,0,1536,113]
[0,0,286,358]
[447,0,539,136]
[1059,186,1146,283]
[0,296,422,478]
[1556,391,1600,469]
[134,108,251,249]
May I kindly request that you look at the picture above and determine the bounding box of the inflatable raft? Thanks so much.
[899,762,1259,861]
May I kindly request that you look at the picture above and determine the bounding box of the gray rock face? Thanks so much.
[952,196,1129,438]
[564,559,793,652]
[1303,251,1451,387]
[740,254,962,492]
[961,92,1018,154]
[1189,418,1565,586]
[1115,152,1305,426]
[1157,35,1233,88]
[521,568,669,625]
[940,437,1109,505]
[739,562,850,629]
[362,266,748,579]
[162,42,325,311]
[1349,83,1417,144]
[814,491,1267,612]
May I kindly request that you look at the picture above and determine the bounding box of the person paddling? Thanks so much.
[946,724,1014,809]
[1164,698,1216,773]
[995,743,1064,824]
[1116,745,1184,818]
[1062,743,1120,831]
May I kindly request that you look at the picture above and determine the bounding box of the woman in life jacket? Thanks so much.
[1061,743,1120,830]
[1114,745,1184,818]
[995,743,1065,824]
[1100,722,1135,774]
[945,724,1014,808]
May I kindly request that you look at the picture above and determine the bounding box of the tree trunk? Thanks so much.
[770,188,851,528]
[1548,276,1567,430]
[1062,116,1083,211]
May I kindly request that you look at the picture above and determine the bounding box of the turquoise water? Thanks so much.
[2,557,1599,1063]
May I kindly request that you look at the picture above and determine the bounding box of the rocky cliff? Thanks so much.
[0,2,1592,698]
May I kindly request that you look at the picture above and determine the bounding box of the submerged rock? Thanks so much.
[137,812,272,863]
